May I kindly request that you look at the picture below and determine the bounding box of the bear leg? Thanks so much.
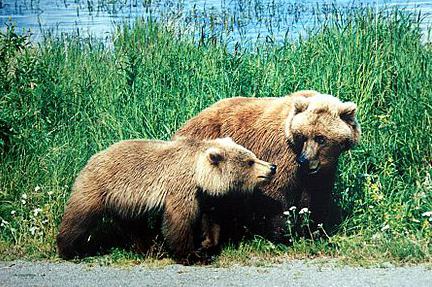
[162,196,199,262]
[57,195,103,259]
[200,213,220,250]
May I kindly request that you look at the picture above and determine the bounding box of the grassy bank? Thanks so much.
[0,10,431,265]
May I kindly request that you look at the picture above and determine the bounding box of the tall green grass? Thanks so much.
[0,10,431,264]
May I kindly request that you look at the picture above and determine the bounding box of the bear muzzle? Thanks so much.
[297,154,320,175]
[257,163,277,182]
[270,164,277,175]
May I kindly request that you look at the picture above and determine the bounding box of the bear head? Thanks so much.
[195,137,276,196]
[285,93,361,175]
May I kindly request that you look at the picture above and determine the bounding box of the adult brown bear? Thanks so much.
[174,90,361,242]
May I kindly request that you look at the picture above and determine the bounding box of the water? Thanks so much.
[1,0,431,44]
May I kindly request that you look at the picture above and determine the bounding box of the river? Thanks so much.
[1,0,431,43]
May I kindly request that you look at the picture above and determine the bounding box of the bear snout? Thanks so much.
[297,154,320,175]
[270,164,277,175]
[256,162,276,182]
[308,160,320,174]
[296,153,310,166]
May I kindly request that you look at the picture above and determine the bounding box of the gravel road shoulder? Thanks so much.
[1,260,431,287]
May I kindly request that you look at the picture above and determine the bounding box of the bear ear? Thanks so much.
[339,102,357,124]
[339,102,361,150]
[285,98,309,144]
[206,148,224,165]
[293,97,309,115]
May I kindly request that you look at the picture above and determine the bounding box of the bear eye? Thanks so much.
[295,134,306,143]
[314,135,326,145]
[247,160,255,167]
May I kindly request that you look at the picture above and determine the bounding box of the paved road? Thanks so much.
[0,260,431,287]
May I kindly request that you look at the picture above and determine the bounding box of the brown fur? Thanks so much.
[57,137,275,260]
[174,90,360,241]
[200,213,221,249]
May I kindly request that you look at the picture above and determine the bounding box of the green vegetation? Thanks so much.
[0,9,431,265]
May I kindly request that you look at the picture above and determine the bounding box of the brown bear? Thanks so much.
[56,137,276,261]
[174,90,361,242]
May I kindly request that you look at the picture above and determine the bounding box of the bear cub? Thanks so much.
[57,137,276,262]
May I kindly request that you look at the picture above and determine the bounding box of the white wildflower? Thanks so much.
[371,233,381,241]
[10,210,16,216]
[421,211,432,217]
[0,219,9,227]
[34,185,41,192]
[289,206,297,211]
[299,207,309,215]
[33,208,43,217]
[21,199,26,205]
[29,226,38,235]
[317,223,323,228]
[381,224,390,231]
[423,173,431,190]
[21,193,28,200]
[283,211,290,216]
